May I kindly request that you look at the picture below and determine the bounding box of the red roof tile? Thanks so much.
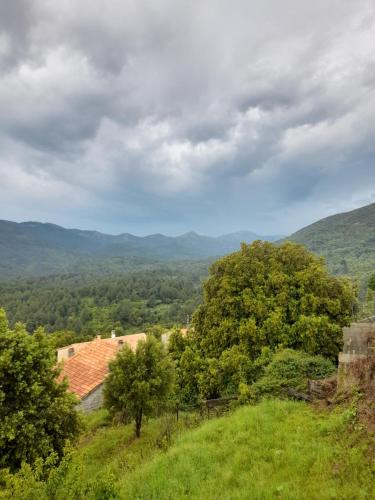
[58,333,146,399]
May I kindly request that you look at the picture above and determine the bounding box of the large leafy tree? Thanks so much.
[104,335,174,437]
[0,309,80,472]
[193,241,356,362]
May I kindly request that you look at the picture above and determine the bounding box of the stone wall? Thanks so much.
[342,322,375,355]
[78,384,104,413]
[338,321,375,394]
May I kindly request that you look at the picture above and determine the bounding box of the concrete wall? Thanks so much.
[342,323,375,356]
[78,384,104,413]
[338,321,375,394]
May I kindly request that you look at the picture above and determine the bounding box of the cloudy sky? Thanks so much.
[0,0,374,236]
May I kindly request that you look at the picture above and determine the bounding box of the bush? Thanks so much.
[250,348,336,399]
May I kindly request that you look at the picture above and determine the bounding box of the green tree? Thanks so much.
[145,324,165,341]
[0,309,81,472]
[104,336,174,437]
[193,241,356,362]
[367,273,375,292]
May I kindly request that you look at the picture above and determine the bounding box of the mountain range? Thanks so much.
[1,202,375,280]
[0,219,281,279]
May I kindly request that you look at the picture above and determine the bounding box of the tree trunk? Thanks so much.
[135,408,143,438]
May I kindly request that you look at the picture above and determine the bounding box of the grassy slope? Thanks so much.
[2,401,373,499]
[119,400,374,499]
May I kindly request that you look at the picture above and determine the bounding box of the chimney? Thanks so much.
[111,330,116,338]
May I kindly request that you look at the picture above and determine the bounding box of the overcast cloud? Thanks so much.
[0,0,374,235]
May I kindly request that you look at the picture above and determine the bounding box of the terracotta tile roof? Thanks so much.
[58,333,146,400]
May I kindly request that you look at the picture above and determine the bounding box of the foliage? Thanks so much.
[0,264,205,336]
[0,309,81,472]
[145,325,166,341]
[250,348,336,399]
[168,330,201,406]
[368,273,375,292]
[193,241,355,362]
[166,241,354,402]
[104,336,175,437]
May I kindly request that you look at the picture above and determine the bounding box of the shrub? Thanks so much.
[251,348,336,399]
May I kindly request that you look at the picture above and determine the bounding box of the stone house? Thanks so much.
[58,333,146,412]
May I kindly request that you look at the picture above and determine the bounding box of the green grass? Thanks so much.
[1,400,374,499]
[118,400,374,500]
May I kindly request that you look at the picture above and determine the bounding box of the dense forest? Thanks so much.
[0,261,207,338]
[2,202,375,342]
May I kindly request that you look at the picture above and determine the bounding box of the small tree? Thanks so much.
[104,335,174,437]
[0,309,81,472]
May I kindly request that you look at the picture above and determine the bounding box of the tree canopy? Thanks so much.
[104,336,174,437]
[0,266,203,337]
[193,241,355,362]
[0,309,80,472]
[168,242,356,402]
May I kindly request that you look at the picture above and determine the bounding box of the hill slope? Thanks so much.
[7,400,372,499]
[288,203,375,278]
[118,400,373,499]
[0,220,281,279]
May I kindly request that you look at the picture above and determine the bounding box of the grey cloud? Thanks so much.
[0,0,35,70]
[0,0,375,235]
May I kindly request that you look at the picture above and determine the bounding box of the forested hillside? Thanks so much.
[288,202,375,280]
[0,262,206,336]
[0,220,281,279]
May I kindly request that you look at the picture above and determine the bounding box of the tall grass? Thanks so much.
[119,400,374,499]
[1,400,373,499]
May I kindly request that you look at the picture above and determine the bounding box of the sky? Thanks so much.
[0,0,375,236]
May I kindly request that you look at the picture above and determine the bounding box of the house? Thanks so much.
[58,333,146,412]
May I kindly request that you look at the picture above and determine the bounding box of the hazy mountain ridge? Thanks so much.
[0,220,281,279]
[3,201,374,281]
